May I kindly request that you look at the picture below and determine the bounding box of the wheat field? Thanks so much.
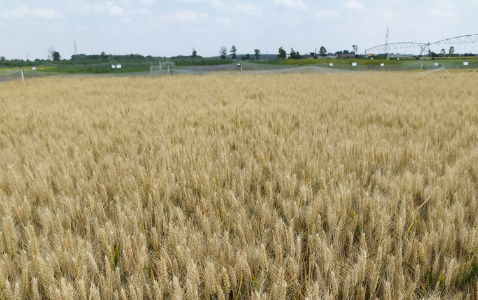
[0,73,477,299]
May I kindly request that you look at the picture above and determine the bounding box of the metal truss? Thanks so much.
[365,34,478,55]
[365,42,426,54]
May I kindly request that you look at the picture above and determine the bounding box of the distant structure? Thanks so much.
[366,34,478,56]
[74,40,78,55]
[326,53,337,59]
[338,53,356,59]
[384,27,389,53]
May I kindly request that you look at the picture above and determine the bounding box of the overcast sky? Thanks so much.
[1,0,477,60]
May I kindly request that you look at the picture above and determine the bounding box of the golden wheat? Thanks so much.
[0,72,478,299]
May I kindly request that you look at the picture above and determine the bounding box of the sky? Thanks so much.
[1,0,477,60]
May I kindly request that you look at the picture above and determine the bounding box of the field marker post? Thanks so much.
[21,69,25,83]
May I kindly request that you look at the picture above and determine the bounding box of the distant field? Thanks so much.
[258,56,478,65]
[1,73,478,299]
[37,65,151,74]
[2,56,477,77]
[264,57,403,66]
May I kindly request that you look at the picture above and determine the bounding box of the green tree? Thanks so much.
[48,47,55,60]
[278,47,286,59]
[319,46,327,57]
[254,49,260,60]
[53,51,61,61]
[352,45,358,54]
[192,48,197,58]
[440,49,446,57]
[230,45,237,60]
[289,48,302,59]
[219,46,227,59]
[100,52,108,60]
[449,46,455,56]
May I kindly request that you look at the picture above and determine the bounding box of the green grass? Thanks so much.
[0,67,23,73]
[2,55,477,76]
[258,58,405,66]
[38,65,151,74]
[422,57,478,63]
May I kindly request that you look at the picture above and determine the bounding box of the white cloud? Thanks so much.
[344,0,365,11]
[274,0,307,10]
[175,0,224,9]
[211,0,224,10]
[0,5,62,20]
[32,8,62,19]
[159,9,208,24]
[428,1,459,20]
[64,1,89,14]
[380,9,399,21]
[75,25,88,31]
[0,5,29,19]
[231,4,262,17]
[315,9,339,19]
[175,0,206,2]
[66,1,124,16]
[137,8,150,15]
[139,0,155,5]
[216,17,232,24]
[429,8,458,19]
[106,1,124,16]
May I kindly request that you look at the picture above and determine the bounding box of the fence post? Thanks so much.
[21,69,25,83]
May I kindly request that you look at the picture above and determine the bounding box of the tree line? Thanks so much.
[2,44,475,68]
[223,45,360,60]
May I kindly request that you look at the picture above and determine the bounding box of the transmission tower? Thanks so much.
[74,40,78,55]
[384,27,389,53]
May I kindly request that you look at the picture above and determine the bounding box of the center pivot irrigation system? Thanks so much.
[365,34,478,55]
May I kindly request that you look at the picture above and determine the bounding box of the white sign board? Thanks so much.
[464,62,469,66]
[371,58,374,60]
[32,67,36,71]
[112,65,116,69]
[435,63,439,66]
[352,62,357,67]
[380,63,385,67]
[397,58,400,60]
[329,63,334,67]
[116,64,122,69]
